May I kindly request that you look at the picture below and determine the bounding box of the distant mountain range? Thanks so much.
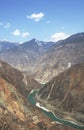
[0,39,55,67]
[0,40,19,53]
[0,32,84,83]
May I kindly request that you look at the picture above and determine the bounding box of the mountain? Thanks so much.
[0,76,36,129]
[0,60,40,97]
[0,40,19,53]
[61,32,84,44]
[0,60,50,130]
[29,32,84,83]
[0,32,84,83]
[37,63,84,126]
[0,60,80,130]
[0,39,55,68]
[21,39,55,52]
[0,71,50,129]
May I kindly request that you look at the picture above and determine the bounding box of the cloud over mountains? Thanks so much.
[51,32,70,42]
[12,29,30,38]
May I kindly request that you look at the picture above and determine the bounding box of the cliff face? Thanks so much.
[38,63,84,126]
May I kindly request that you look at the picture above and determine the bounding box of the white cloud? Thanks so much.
[22,32,30,38]
[12,29,30,38]
[12,29,21,36]
[27,12,44,21]
[4,22,11,29]
[51,32,70,42]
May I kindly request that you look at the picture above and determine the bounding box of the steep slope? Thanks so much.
[0,77,34,129]
[0,60,81,130]
[30,32,84,83]
[0,60,40,97]
[37,63,84,126]
[0,60,50,129]
[0,77,52,130]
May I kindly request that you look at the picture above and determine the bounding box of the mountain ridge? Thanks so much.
[0,32,84,83]
[30,32,84,83]
[0,38,56,68]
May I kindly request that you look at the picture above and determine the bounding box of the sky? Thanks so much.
[0,0,84,43]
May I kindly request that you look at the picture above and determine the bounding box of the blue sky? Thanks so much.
[0,0,84,42]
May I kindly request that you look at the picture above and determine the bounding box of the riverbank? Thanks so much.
[28,90,84,129]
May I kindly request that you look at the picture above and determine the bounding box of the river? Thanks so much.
[28,90,84,129]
